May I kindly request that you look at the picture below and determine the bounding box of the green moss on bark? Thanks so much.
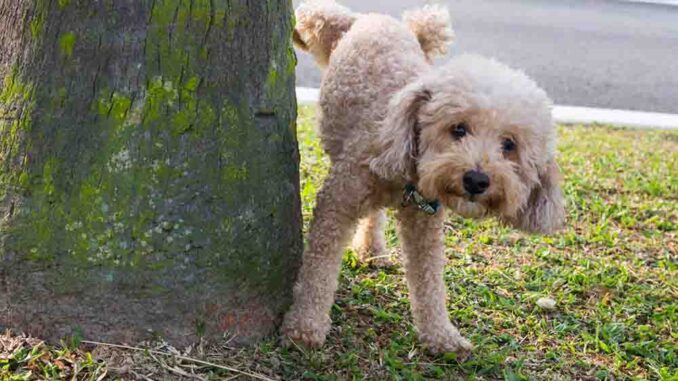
[58,32,76,57]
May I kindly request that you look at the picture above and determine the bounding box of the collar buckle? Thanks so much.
[402,184,440,215]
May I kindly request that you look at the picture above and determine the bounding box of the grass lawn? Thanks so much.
[2,106,677,380]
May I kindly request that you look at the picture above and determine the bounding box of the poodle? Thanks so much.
[283,0,565,356]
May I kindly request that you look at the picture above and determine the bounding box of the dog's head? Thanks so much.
[370,54,565,234]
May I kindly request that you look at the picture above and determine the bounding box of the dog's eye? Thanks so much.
[502,138,516,152]
[452,123,468,139]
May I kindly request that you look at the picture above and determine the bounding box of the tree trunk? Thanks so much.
[0,0,301,346]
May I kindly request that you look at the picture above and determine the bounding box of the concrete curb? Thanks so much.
[296,87,320,105]
[296,87,678,130]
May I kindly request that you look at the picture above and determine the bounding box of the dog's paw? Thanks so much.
[421,331,473,359]
[280,327,326,350]
[280,314,329,349]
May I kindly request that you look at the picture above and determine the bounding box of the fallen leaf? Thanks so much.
[537,297,557,311]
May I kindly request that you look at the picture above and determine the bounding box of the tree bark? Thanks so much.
[0,0,301,346]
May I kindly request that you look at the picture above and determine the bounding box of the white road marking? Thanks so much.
[296,87,678,130]
[620,0,678,6]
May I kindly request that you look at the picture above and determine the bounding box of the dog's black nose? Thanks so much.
[463,170,490,195]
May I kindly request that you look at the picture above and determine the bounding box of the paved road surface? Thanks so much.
[294,0,678,113]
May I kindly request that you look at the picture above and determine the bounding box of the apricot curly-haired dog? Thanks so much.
[282,0,565,356]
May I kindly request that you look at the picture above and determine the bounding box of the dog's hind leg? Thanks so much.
[351,209,393,267]
[281,169,365,348]
[396,207,473,356]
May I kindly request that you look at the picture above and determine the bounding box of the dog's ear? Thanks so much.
[511,159,566,234]
[369,81,431,181]
[293,29,310,51]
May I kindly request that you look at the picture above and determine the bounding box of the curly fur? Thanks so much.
[294,0,453,66]
[293,0,357,67]
[282,1,565,356]
[402,5,454,60]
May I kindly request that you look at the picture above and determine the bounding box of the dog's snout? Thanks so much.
[463,170,490,195]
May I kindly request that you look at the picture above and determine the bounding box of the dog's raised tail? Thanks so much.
[402,5,454,60]
[293,0,357,67]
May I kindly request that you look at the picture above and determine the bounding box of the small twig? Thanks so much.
[286,337,307,357]
[223,333,239,347]
[164,364,207,381]
[82,340,276,381]
[366,254,393,262]
[222,375,241,381]
[95,368,109,381]
[147,350,207,381]
[403,361,454,367]
[130,369,157,381]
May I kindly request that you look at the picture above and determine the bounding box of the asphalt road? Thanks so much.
[294,0,678,113]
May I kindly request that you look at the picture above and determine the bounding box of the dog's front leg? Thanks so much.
[281,171,363,348]
[396,207,473,356]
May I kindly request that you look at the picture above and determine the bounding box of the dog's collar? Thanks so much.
[402,184,440,215]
